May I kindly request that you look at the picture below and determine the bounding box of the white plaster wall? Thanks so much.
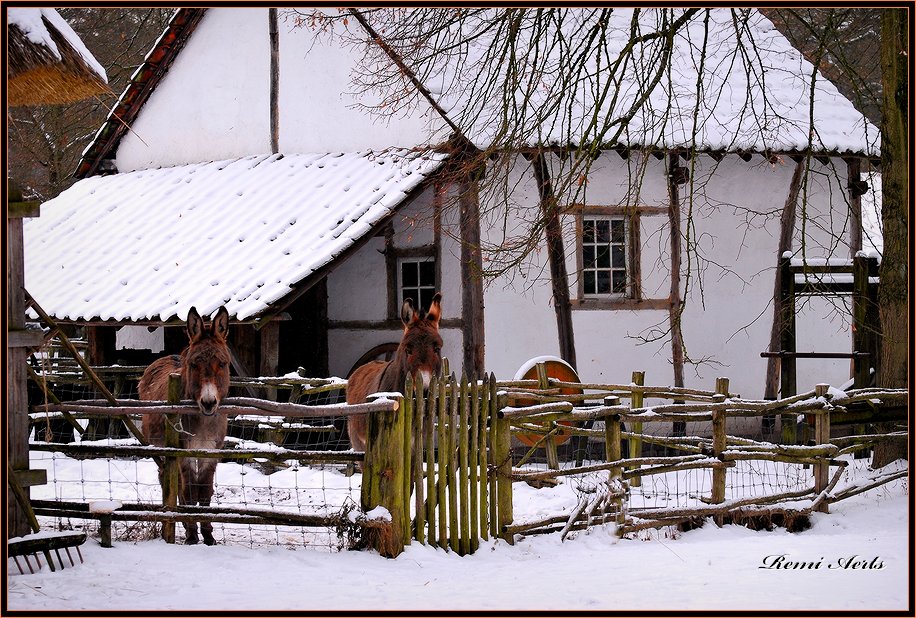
[115,325,164,353]
[117,9,272,171]
[326,185,464,377]
[117,9,447,171]
[478,153,855,402]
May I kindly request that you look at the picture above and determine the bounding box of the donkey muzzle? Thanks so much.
[199,383,220,416]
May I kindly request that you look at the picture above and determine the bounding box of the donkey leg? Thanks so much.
[179,459,200,545]
[195,459,219,545]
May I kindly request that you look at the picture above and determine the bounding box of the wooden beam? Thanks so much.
[531,152,577,370]
[268,9,279,154]
[459,179,485,377]
[666,154,685,436]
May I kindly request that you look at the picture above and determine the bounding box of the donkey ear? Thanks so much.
[186,306,204,343]
[425,292,442,326]
[211,306,230,341]
[400,297,417,329]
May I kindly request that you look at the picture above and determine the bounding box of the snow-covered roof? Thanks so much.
[381,8,878,156]
[25,149,448,324]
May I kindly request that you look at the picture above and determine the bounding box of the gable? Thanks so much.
[103,9,448,174]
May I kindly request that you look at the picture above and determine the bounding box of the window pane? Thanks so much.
[611,219,625,243]
[584,271,595,295]
[583,245,595,268]
[612,245,626,268]
[597,271,611,294]
[612,271,627,293]
[420,288,435,312]
[596,220,610,243]
[402,262,418,287]
[419,260,435,286]
[403,287,419,307]
[583,219,595,243]
[596,247,610,268]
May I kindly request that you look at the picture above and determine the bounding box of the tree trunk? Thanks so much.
[871,8,908,469]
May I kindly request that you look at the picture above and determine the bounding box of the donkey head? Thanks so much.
[184,305,231,416]
[398,292,443,389]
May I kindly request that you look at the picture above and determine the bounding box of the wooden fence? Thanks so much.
[26,362,907,557]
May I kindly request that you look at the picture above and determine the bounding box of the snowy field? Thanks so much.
[6,445,910,612]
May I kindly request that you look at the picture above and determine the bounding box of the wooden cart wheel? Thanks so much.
[514,357,582,447]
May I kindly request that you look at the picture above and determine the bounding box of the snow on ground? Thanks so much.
[6,449,910,612]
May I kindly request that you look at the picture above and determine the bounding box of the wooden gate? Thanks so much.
[401,372,511,555]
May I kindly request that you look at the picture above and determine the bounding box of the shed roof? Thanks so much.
[25,148,448,324]
[7,7,109,106]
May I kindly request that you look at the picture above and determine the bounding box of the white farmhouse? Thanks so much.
[24,9,878,438]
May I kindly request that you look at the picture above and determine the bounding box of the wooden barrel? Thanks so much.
[513,357,582,447]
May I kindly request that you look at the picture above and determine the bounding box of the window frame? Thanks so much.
[386,243,440,319]
[570,204,671,311]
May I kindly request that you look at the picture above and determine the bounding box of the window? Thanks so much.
[398,256,437,313]
[582,216,628,296]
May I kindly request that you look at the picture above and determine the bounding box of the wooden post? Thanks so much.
[361,393,406,558]
[628,371,645,487]
[604,396,624,527]
[531,152,577,369]
[7,183,41,538]
[813,384,831,513]
[667,154,686,437]
[268,8,280,154]
[536,362,560,470]
[459,179,485,377]
[401,378,414,545]
[494,375,513,544]
[710,378,729,505]
[162,373,182,544]
[778,255,798,444]
[259,320,280,401]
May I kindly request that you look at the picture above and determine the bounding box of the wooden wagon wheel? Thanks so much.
[346,342,400,378]
[514,357,583,447]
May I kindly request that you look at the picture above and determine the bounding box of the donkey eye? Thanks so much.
[434,346,441,354]
[405,345,414,355]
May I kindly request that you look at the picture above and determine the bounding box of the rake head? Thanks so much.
[8,531,87,574]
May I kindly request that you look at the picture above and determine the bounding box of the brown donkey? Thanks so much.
[139,305,231,545]
[346,293,443,452]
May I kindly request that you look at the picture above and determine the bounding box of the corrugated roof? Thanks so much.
[25,149,448,324]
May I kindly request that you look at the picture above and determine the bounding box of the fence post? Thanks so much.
[361,393,406,558]
[813,383,831,513]
[628,371,645,487]
[535,362,560,470]
[779,255,798,444]
[162,373,182,544]
[711,377,729,506]
[494,375,514,544]
[603,396,624,527]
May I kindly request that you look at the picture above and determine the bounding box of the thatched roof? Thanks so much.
[7,8,109,107]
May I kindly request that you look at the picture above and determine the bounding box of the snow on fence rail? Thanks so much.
[26,361,907,555]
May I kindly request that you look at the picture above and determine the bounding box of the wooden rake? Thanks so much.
[7,462,86,574]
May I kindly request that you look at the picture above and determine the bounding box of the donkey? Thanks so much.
[138,305,231,545]
[346,293,443,452]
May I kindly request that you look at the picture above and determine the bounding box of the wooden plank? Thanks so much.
[711,379,729,505]
[424,377,438,544]
[779,255,798,444]
[494,375,513,543]
[436,374,448,549]
[7,200,41,219]
[413,376,426,545]
[458,376,470,555]
[468,376,480,552]
[447,376,460,552]
[6,329,44,348]
[478,375,490,542]
[487,375,499,539]
[15,469,47,488]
